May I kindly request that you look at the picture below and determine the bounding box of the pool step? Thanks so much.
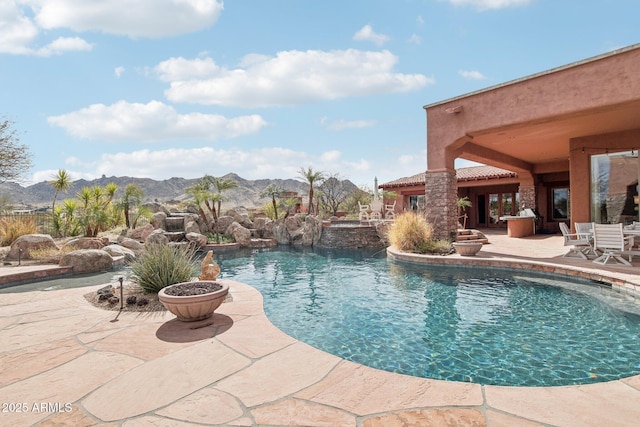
[456,229,489,244]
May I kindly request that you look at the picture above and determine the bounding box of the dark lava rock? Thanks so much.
[164,282,223,296]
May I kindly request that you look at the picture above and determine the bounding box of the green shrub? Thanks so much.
[0,217,38,246]
[129,244,199,293]
[205,232,235,244]
[416,239,454,255]
[387,212,434,253]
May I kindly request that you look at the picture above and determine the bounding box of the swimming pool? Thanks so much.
[215,247,640,387]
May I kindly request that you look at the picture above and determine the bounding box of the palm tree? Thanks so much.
[186,175,220,230]
[213,177,238,217]
[260,184,284,219]
[50,169,72,212]
[298,167,326,215]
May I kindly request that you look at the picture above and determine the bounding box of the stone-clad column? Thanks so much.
[518,185,536,212]
[425,169,458,240]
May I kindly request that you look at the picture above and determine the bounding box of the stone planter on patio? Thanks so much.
[158,281,229,322]
[452,241,483,257]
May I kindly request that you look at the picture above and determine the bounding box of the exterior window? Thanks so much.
[552,188,569,220]
[409,195,425,211]
[591,151,639,224]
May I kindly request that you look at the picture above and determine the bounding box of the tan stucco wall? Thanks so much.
[426,46,640,172]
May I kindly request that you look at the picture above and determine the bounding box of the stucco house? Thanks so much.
[419,43,640,239]
[381,165,526,230]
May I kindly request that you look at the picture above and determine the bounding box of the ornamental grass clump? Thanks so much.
[0,216,37,246]
[388,212,434,253]
[129,244,199,293]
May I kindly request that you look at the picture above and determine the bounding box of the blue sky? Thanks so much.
[1,0,638,188]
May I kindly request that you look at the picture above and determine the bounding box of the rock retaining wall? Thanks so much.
[317,225,386,249]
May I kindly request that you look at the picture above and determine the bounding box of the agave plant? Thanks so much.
[129,244,199,293]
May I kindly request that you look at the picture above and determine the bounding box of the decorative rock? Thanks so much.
[61,237,105,251]
[60,249,114,274]
[137,297,149,306]
[117,237,145,253]
[253,217,274,239]
[151,211,167,230]
[186,232,208,248]
[214,216,235,234]
[145,229,169,246]
[226,222,251,247]
[108,296,120,305]
[184,220,201,234]
[129,223,154,242]
[126,295,137,305]
[301,215,322,246]
[225,209,254,229]
[98,292,114,301]
[273,214,323,246]
[7,234,59,260]
[102,244,136,262]
[97,285,115,295]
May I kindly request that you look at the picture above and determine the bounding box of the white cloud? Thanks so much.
[443,0,533,10]
[34,0,224,38]
[0,0,222,56]
[407,34,421,44]
[417,16,424,26]
[114,66,125,78]
[320,150,341,162]
[154,56,220,82]
[162,49,433,107]
[353,25,390,46]
[0,1,39,54]
[459,69,487,80]
[47,100,268,142]
[35,36,93,56]
[323,118,376,131]
[33,146,373,184]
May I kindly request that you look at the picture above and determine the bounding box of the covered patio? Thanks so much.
[423,43,640,239]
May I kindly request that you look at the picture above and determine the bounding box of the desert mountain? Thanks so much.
[0,173,360,211]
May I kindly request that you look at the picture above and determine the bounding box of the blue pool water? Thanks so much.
[215,247,640,387]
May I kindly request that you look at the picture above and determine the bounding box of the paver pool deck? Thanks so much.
[1,230,640,426]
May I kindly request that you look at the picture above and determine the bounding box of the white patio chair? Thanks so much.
[370,199,383,220]
[358,201,370,221]
[559,222,590,259]
[574,222,598,257]
[385,201,397,220]
[592,223,634,266]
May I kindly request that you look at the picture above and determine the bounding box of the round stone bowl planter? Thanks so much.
[158,281,229,322]
[452,241,483,256]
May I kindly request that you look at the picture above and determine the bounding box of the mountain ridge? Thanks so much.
[0,173,359,211]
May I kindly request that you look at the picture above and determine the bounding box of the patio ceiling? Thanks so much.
[459,99,640,171]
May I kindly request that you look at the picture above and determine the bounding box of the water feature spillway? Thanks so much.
[317,221,386,249]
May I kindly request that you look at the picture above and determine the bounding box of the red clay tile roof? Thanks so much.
[456,165,517,181]
[379,165,517,188]
[379,172,426,188]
